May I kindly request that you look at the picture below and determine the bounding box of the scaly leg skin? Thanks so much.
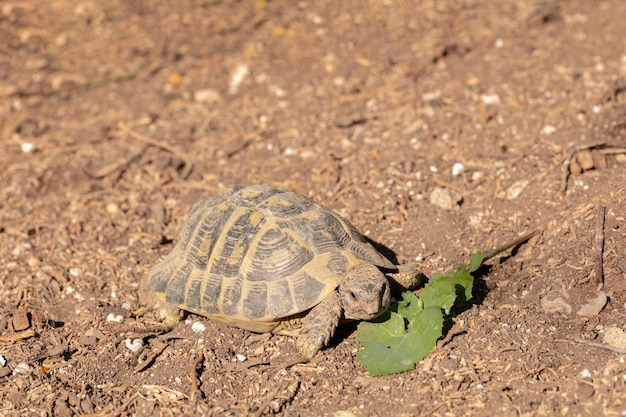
[387,264,426,291]
[296,291,342,360]
[134,284,184,325]
[154,300,185,325]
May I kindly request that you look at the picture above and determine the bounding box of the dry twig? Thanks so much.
[573,336,626,355]
[252,382,287,417]
[432,176,466,195]
[594,205,606,284]
[80,147,146,180]
[189,351,204,400]
[108,393,139,417]
[134,342,169,372]
[0,329,36,343]
[436,324,463,349]
[559,151,573,195]
[117,123,193,177]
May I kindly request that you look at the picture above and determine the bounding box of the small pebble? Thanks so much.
[580,369,592,378]
[11,311,30,331]
[481,94,500,104]
[106,203,118,214]
[506,180,529,200]
[191,321,206,333]
[451,162,464,176]
[229,64,249,94]
[194,88,222,103]
[540,289,572,314]
[603,327,626,350]
[0,354,6,367]
[106,313,124,323]
[125,338,144,353]
[21,142,34,153]
[577,291,608,317]
[421,91,441,102]
[13,363,33,375]
[429,187,462,210]
[236,354,247,362]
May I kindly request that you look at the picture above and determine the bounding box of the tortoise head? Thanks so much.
[339,263,391,320]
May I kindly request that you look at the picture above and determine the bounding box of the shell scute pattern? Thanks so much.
[200,274,222,315]
[221,275,244,316]
[148,185,386,329]
[291,271,328,311]
[245,226,315,282]
[259,192,313,217]
[188,202,235,271]
[242,282,270,320]
[266,280,293,317]
[208,208,263,278]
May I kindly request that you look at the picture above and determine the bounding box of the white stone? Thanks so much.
[106,313,124,323]
[21,142,34,153]
[191,321,206,333]
[577,291,607,317]
[194,88,222,103]
[229,64,249,94]
[506,180,529,200]
[125,338,144,353]
[451,162,464,176]
[481,94,500,104]
[13,363,33,375]
[603,327,626,350]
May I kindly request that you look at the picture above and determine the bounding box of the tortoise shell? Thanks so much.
[148,185,396,333]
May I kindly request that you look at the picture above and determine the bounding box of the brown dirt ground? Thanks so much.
[1,0,626,416]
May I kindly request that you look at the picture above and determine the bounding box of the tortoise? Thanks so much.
[146,185,422,359]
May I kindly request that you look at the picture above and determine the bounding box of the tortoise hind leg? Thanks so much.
[296,291,342,360]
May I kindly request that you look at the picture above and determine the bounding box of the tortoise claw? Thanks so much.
[295,292,342,359]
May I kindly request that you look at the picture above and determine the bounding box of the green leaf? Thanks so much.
[449,265,474,304]
[419,274,458,314]
[396,291,423,320]
[356,305,444,376]
[357,311,406,344]
[356,341,416,376]
[469,251,484,273]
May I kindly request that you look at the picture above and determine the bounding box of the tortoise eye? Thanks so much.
[348,291,357,300]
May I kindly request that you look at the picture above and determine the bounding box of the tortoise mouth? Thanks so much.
[366,305,389,320]
[347,301,389,321]
[343,281,391,320]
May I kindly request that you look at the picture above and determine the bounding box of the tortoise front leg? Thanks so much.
[295,291,342,360]
[387,264,426,291]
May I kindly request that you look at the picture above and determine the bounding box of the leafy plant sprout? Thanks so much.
[357,231,538,376]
